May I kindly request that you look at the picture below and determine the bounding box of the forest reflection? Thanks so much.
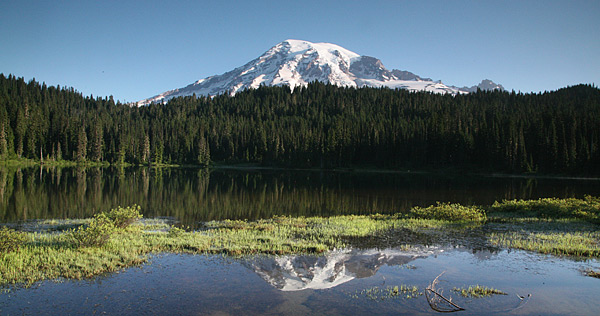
[1,166,599,228]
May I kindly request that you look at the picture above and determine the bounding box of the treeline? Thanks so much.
[1,73,599,174]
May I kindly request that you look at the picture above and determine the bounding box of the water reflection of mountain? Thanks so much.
[243,247,443,291]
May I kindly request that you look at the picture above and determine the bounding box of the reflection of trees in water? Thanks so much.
[76,167,87,205]
[0,167,598,226]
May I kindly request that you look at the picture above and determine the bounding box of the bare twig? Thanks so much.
[425,271,465,313]
[511,293,532,312]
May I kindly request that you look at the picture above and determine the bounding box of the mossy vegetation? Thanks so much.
[1,197,599,289]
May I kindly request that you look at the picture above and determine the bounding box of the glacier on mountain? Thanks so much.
[138,39,503,106]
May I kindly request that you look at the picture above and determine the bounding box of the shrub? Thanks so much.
[69,213,115,248]
[0,226,27,253]
[409,202,487,222]
[106,205,143,228]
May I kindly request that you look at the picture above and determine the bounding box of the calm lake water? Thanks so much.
[1,166,600,227]
[1,166,600,315]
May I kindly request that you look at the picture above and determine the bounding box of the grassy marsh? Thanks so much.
[1,197,599,289]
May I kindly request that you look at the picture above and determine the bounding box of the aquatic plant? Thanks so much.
[587,270,600,279]
[452,285,507,298]
[0,227,28,253]
[353,285,422,301]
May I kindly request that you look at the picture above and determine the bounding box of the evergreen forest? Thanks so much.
[1,73,599,175]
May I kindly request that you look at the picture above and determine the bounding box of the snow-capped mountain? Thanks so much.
[457,79,505,93]
[138,39,503,105]
[243,246,443,291]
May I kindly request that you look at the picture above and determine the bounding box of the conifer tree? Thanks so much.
[77,127,87,163]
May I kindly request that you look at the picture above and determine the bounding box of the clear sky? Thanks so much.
[1,0,598,102]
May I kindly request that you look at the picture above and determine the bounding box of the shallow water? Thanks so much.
[1,247,599,315]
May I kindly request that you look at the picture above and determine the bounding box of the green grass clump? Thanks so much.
[488,196,600,223]
[409,202,486,222]
[0,227,28,253]
[452,285,507,298]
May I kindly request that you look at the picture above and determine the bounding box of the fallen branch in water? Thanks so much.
[425,271,465,313]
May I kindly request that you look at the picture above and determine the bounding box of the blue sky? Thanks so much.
[1,0,598,102]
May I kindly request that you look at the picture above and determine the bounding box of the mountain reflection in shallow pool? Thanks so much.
[1,166,600,227]
[2,246,599,315]
[243,246,443,291]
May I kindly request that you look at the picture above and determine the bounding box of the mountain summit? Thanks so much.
[138,39,503,105]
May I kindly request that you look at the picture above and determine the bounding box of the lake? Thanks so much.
[1,166,600,315]
[1,166,600,227]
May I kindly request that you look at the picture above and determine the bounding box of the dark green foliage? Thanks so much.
[1,73,599,174]
[0,226,27,253]
[409,202,487,222]
[106,205,143,228]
